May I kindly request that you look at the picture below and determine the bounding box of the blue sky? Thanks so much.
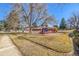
[0,3,79,25]
[0,3,11,20]
[47,3,79,25]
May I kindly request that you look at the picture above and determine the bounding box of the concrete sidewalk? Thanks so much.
[0,35,22,56]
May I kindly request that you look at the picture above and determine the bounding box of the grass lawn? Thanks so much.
[9,33,74,56]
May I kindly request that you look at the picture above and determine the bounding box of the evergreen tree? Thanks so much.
[59,18,67,29]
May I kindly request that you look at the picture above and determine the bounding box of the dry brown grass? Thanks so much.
[24,33,73,52]
[9,33,73,56]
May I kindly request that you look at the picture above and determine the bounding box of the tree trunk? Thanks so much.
[29,4,33,34]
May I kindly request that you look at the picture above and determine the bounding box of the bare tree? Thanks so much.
[5,3,55,33]
[40,15,55,26]
[25,3,55,33]
[5,10,19,31]
[5,4,22,31]
[68,13,79,29]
